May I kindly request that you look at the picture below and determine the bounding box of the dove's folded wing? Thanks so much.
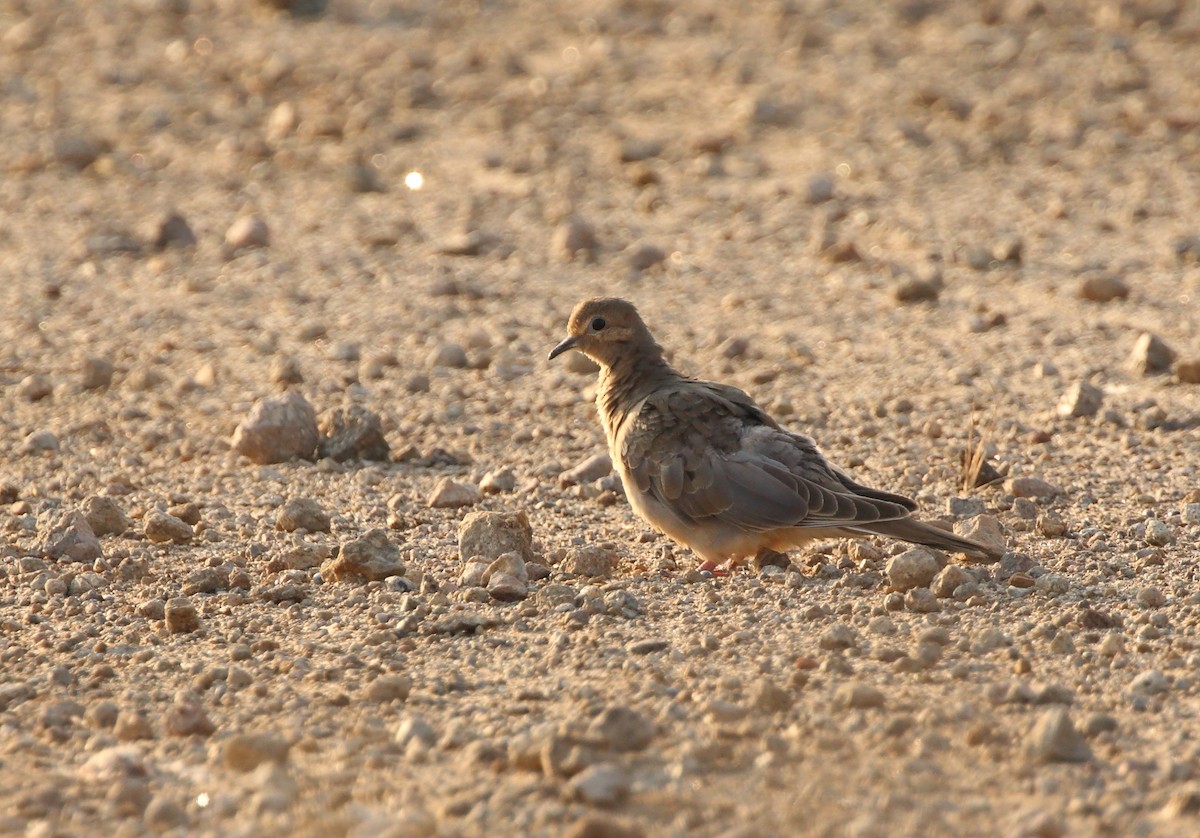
[620,382,916,534]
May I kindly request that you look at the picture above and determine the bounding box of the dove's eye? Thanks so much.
[590,317,607,331]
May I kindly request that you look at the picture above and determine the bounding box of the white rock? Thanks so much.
[479,467,517,494]
[1129,332,1176,375]
[485,552,528,584]
[559,453,612,487]
[1004,476,1062,498]
[931,565,972,598]
[885,548,940,592]
[427,343,468,369]
[458,511,535,562]
[225,215,270,253]
[1145,519,1173,546]
[487,572,527,602]
[460,559,490,588]
[39,511,102,563]
[1026,708,1092,763]
[564,544,619,578]
[394,715,437,747]
[1057,381,1102,418]
[231,392,319,464]
[954,514,1006,555]
[1128,669,1169,696]
[20,429,59,454]
[568,763,629,806]
[428,478,481,509]
[835,682,885,709]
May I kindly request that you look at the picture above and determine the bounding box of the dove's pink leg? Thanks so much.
[697,558,731,576]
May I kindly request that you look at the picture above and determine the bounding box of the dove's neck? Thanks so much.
[596,348,680,439]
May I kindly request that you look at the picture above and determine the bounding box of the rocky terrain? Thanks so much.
[2,0,1200,836]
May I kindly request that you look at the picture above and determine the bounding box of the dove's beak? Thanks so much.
[548,336,578,361]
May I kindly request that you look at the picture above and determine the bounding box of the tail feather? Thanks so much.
[851,516,1003,562]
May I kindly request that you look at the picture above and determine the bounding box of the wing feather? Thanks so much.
[619,380,916,534]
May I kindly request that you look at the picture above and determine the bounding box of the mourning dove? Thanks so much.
[549,297,1002,572]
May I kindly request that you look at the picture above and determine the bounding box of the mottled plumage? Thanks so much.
[549,298,1002,570]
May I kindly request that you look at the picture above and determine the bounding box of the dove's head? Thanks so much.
[548,297,660,368]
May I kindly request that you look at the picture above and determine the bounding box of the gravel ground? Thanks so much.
[3,1,1200,836]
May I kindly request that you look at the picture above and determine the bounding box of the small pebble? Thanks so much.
[428,478,482,509]
[1078,274,1129,302]
[19,374,52,401]
[224,215,270,253]
[1026,708,1092,763]
[1144,519,1173,546]
[886,548,940,592]
[835,683,885,709]
[220,732,290,772]
[144,511,193,544]
[164,597,199,634]
[568,763,629,806]
[231,392,320,464]
[1057,381,1102,418]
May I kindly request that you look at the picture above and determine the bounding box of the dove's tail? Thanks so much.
[851,517,1003,562]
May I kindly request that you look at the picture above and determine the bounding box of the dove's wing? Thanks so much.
[619,380,916,533]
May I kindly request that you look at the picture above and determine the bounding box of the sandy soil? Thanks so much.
[3,1,1200,836]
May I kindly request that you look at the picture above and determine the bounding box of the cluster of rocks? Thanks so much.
[231,392,389,465]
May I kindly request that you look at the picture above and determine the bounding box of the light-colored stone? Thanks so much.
[1128,669,1169,697]
[225,215,270,253]
[818,622,858,651]
[164,700,215,737]
[835,682,885,709]
[114,710,153,742]
[552,216,598,261]
[1129,332,1175,375]
[1144,519,1173,546]
[19,373,53,401]
[39,511,102,563]
[20,429,59,454]
[164,597,200,634]
[1057,381,1102,418]
[458,511,535,563]
[953,514,1006,556]
[479,467,517,494]
[220,732,290,772]
[321,529,405,583]
[365,675,412,703]
[905,587,941,613]
[144,511,193,544]
[931,565,972,598]
[564,545,619,577]
[1026,708,1092,763]
[587,706,655,752]
[232,392,319,464]
[276,498,331,532]
[568,763,629,806]
[1078,274,1129,302]
[487,572,527,601]
[559,453,613,487]
[428,343,468,369]
[82,496,131,537]
[428,478,481,508]
[1004,476,1062,499]
[1177,359,1200,384]
[885,548,941,591]
[393,715,437,748]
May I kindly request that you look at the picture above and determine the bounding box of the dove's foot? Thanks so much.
[697,559,731,577]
